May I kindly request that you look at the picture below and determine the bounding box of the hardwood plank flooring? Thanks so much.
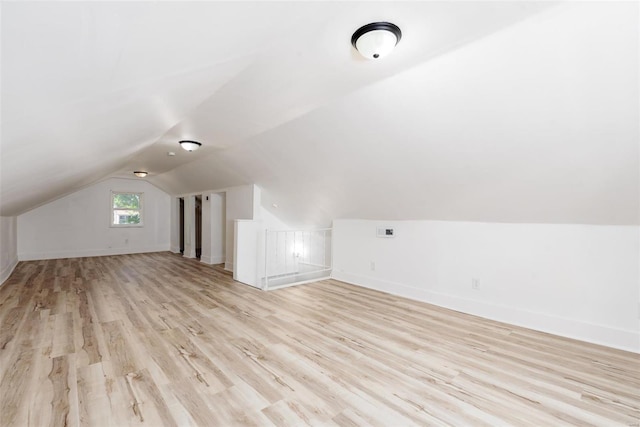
[0,252,638,426]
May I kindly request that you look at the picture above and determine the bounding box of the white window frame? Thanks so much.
[110,191,144,227]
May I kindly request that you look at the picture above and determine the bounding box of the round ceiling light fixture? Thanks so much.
[351,22,402,60]
[133,171,148,178]
[179,140,202,152]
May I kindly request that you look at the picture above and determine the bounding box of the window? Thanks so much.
[111,192,143,227]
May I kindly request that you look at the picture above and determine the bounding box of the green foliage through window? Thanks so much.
[113,193,140,209]
[112,192,143,226]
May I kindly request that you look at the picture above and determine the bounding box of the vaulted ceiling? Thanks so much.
[2,1,638,226]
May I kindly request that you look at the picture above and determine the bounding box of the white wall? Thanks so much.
[261,206,291,231]
[333,219,640,352]
[0,216,19,284]
[18,178,171,260]
[170,197,181,253]
[234,219,263,288]
[183,195,197,258]
[225,184,258,271]
[201,192,226,265]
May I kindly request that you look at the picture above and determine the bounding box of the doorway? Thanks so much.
[179,197,185,254]
[195,195,202,259]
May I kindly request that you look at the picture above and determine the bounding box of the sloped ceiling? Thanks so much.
[1,2,638,227]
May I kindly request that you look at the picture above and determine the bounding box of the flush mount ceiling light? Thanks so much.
[133,171,148,178]
[179,140,202,152]
[351,22,402,60]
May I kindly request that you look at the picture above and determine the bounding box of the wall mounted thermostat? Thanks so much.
[377,227,395,238]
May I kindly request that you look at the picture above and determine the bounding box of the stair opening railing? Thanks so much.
[263,228,332,290]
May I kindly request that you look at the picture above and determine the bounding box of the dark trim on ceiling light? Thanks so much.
[351,22,402,59]
[179,140,202,151]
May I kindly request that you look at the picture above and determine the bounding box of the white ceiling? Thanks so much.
[1,1,638,226]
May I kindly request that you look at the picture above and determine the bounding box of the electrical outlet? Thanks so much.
[370,261,376,271]
[472,278,480,290]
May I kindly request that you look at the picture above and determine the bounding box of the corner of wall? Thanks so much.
[0,215,19,285]
[0,255,19,286]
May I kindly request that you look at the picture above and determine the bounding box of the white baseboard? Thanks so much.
[332,271,639,354]
[0,256,19,286]
[224,261,233,272]
[201,255,225,265]
[266,275,331,291]
[18,245,171,261]
[170,245,181,254]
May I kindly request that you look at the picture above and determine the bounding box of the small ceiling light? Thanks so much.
[133,171,148,178]
[351,22,402,60]
[167,151,176,156]
[179,140,202,152]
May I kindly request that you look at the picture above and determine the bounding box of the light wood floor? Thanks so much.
[1,252,638,426]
